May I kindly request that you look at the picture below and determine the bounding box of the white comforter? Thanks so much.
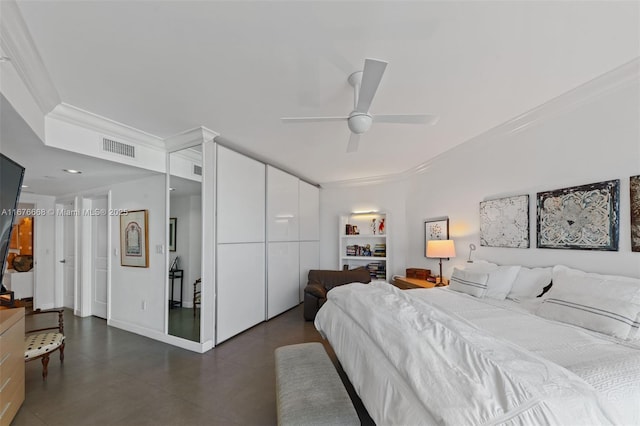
[315,282,640,426]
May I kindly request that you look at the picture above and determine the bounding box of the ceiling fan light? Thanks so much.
[348,113,372,134]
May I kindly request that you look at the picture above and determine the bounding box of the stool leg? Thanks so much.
[60,342,65,363]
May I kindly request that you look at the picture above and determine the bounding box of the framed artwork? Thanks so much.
[537,180,620,251]
[424,217,449,258]
[479,195,529,248]
[120,209,149,267]
[169,217,177,252]
[631,175,640,252]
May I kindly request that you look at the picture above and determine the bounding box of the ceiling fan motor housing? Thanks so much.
[348,113,372,134]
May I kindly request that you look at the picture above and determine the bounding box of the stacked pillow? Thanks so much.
[508,266,553,299]
[536,265,640,341]
[450,260,520,300]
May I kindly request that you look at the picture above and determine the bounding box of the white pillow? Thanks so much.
[537,265,640,340]
[466,261,520,300]
[508,267,552,299]
[449,268,489,298]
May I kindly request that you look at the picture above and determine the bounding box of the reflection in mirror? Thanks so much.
[168,147,202,342]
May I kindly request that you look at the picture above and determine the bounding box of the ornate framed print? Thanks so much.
[120,209,149,267]
[631,175,640,252]
[424,217,449,258]
[537,180,620,251]
[479,195,529,248]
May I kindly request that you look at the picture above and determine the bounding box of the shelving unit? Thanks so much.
[339,213,388,280]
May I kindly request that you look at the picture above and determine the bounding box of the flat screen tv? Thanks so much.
[0,153,25,288]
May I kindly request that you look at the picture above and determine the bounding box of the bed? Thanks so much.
[314,265,640,425]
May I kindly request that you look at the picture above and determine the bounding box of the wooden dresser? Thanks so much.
[393,276,448,289]
[0,307,25,426]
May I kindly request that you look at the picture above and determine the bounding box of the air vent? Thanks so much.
[102,137,136,158]
[193,164,202,176]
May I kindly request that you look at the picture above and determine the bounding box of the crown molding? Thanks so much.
[47,102,166,150]
[0,0,60,114]
[164,126,219,153]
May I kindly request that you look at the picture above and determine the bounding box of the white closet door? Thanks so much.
[267,242,300,318]
[216,243,266,343]
[217,145,266,244]
[299,241,319,302]
[267,166,299,242]
[299,181,319,241]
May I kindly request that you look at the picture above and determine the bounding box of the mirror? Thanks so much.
[168,146,202,342]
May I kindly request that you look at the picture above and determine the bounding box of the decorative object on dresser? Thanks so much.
[24,308,65,380]
[537,180,620,251]
[120,209,150,267]
[406,268,430,280]
[426,239,456,285]
[631,175,640,252]
[479,195,529,248]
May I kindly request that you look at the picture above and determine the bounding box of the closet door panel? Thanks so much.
[267,166,299,242]
[267,242,299,318]
[216,243,266,343]
[299,181,319,241]
[299,241,319,302]
[217,146,266,244]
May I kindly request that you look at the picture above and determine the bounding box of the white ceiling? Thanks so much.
[8,1,640,185]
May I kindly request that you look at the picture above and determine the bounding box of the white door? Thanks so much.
[91,197,108,319]
[62,201,75,310]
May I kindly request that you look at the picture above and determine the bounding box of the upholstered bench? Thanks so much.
[274,342,359,426]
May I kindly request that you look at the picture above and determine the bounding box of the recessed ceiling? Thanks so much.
[11,1,640,184]
[0,94,159,197]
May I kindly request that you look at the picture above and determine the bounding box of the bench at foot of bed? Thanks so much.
[274,342,359,426]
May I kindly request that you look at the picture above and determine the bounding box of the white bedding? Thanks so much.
[315,282,640,426]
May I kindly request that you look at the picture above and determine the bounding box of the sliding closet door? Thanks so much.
[267,166,300,318]
[298,181,320,301]
[216,146,266,343]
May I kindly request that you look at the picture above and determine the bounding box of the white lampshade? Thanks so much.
[426,240,456,259]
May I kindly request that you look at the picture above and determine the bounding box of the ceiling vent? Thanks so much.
[102,137,136,158]
[193,164,202,176]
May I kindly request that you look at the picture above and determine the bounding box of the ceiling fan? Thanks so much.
[281,58,439,153]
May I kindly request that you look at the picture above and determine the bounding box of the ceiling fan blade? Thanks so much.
[346,133,360,153]
[281,116,348,123]
[373,114,440,125]
[355,58,388,113]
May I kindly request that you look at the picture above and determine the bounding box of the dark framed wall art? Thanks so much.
[424,216,449,257]
[537,180,620,251]
[479,194,529,248]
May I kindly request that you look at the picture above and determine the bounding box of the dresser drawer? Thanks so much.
[0,317,24,385]
[0,375,24,426]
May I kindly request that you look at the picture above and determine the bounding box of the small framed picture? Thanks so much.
[424,217,449,258]
[169,217,177,252]
[120,209,149,267]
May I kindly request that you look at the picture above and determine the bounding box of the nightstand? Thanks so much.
[393,276,448,290]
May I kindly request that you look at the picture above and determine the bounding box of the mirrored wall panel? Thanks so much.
[168,147,202,342]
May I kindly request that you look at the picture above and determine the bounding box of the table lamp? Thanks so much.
[426,240,456,284]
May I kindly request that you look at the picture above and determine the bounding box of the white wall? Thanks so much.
[109,174,166,333]
[320,64,640,280]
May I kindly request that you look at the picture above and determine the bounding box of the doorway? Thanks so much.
[91,196,108,319]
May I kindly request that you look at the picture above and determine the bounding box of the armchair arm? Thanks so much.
[26,308,64,334]
[304,282,327,300]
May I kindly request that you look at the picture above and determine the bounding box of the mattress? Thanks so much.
[315,282,640,425]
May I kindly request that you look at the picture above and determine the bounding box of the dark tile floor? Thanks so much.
[13,304,373,426]
[168,307,200,342]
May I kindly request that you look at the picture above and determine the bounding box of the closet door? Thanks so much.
[216,146,266,343]
[266,166,300,318]
[298,181,320,301]
[267,241,299,319]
